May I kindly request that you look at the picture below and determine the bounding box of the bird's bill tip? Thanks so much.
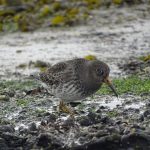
[104,77,118,98]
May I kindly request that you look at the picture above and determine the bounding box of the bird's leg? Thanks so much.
[59,100,74,118]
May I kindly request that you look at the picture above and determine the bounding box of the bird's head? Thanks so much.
[91,60,118,97]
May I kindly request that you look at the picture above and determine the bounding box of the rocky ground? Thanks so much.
[0,3,150,150]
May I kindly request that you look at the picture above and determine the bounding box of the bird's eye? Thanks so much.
[96,68,104,76]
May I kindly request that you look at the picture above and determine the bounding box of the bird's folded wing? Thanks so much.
[39,62,73,86]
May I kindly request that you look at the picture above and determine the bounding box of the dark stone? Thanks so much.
[18,115,26,120]
[0,125,15,133]
[143,110,150,117]
[19,109,27,114]
[28,122,37,131]
[146,102,150,107]
[99,106,106,109]
[115,120,122,125]
[106,126,120,134]
[79,116,91,126]
[2,90,15,97]
[72,134,121,150]
[62,117,75,127]
[79,112,101,126]
[37,133,63,149]
[0,132,26,148]
[88,112,101,123]
[69,101,81,107]
[100,116,111,124]
[44,113,56,123]
[139,114,144,122]
[95,130,109,138]
[96,108,101,113]
[40,120,47,126]
[18,126,29,135]
[43,112,51,116]
[0,138,8,150]
[121,132,150,149]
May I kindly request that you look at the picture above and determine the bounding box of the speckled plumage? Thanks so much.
[35,58,110,102]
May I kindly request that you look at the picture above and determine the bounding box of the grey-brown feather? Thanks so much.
[37,58,109,101]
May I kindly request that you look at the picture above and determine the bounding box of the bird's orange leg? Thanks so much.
[59,100,74,118]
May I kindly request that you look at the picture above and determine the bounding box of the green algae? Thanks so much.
[0,0,146,32]
[98,75,150,96]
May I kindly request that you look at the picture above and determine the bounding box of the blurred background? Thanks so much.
[0,0,150,79]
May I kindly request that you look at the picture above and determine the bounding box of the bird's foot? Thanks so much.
[59,100,74,119]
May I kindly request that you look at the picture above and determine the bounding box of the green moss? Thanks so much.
[16,99,28,107]
[39,5,52,17]
[98,75,150,95]
[112,0,123,5]
[140,54,150,62]
[84,55,97,60]
[0,22,3,31]
[34,60,48,68]
[84,0,101,9]
[16,63,27,69]
[0,80,38,91]
[107,110,118,117]
[52,2,62,11]
[51,15,65,26]
[0,0,147,32]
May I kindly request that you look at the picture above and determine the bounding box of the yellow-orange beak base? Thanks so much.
[104,77,118,97]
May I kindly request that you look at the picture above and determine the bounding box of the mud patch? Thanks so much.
[0,80,150,149]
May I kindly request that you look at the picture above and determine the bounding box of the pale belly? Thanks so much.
[40,82,95,102]
[43,83,85,102]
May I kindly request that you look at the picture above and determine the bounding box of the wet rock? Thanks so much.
[18,126,29,135]
[96,108,101,113]
[19,109,27,114]
[2,90,15,97]
[106,126,120,134]
[123,127,130,135]
[0,119,11,125]
[62,117,75,127]
[18,115,26,120]
[72,134,121,150]
[115,120,122,125]
[89,112,101,123]
[36,133,63,149]
[121,132,150,149]
[28,122,37,131]
[70,101,81,107]
[40,120,47,126]
[143,110,150,117]
[138,114,144,122]
[100,116,112,124]
[78,116,91,126]
[99,106,106,109]
[78,112,101,126]
[0,138,8,150]
[146,102,150,107]
[0,125,15,133]
[43,112,51,116]
[44,113,57,123]
[0,132,26,148]
[95,130,109,138]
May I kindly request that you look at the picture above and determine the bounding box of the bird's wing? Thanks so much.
[39,58,87,86]
[39,61,72,86]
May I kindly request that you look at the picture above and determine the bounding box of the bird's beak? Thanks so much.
[104,77,118,97]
